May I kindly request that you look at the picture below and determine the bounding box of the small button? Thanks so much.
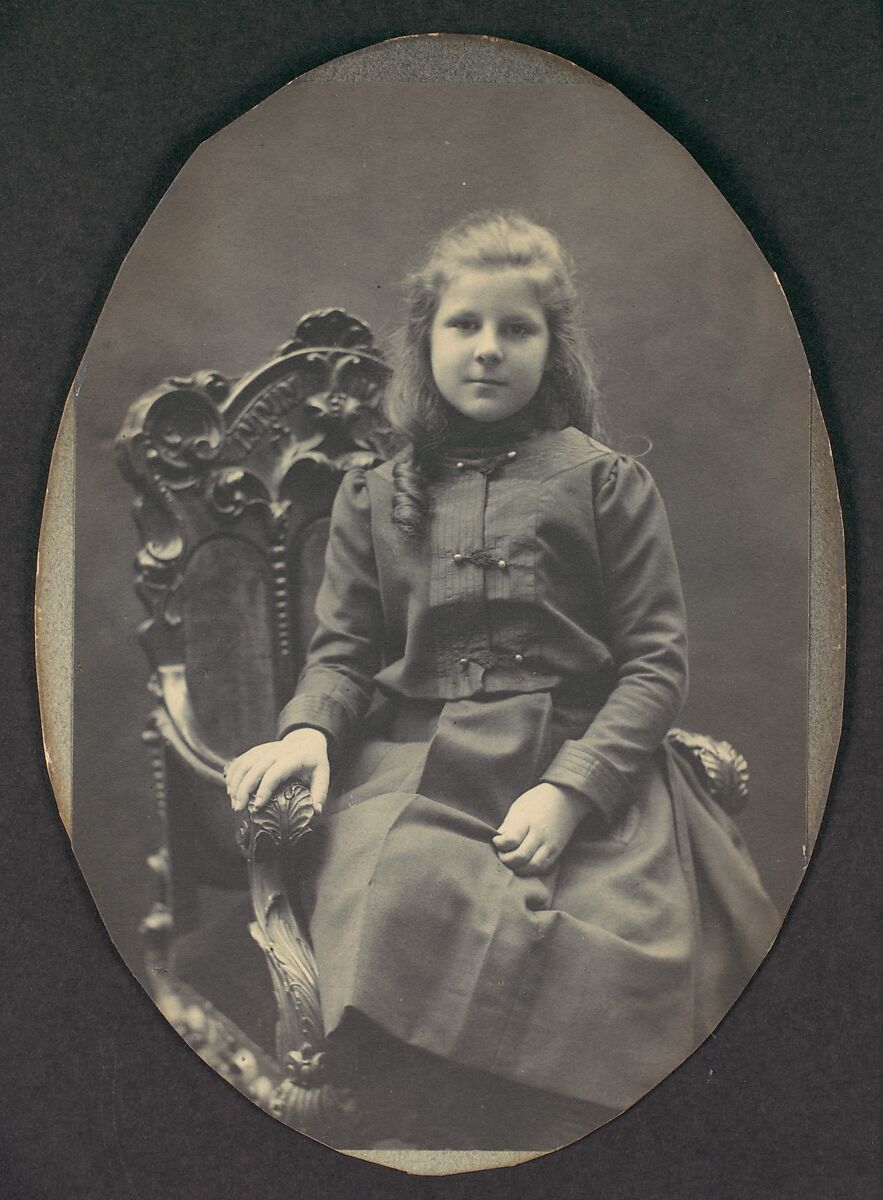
[514,653,524,664]
[458,657,469,666]
[455,460,465,470]
[452,553,464,564]
[507,450,517,460]
[497,559,508,570]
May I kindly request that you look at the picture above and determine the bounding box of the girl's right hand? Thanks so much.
[225,727,330,814]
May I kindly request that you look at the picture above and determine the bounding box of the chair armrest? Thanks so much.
[666,727,750,814]
[153,663,228,785]
[236,782,323,1072]
[234,783,365,1138]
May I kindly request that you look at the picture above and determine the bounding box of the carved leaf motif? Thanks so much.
[276,308,380,355]
[667,727,750,814]
[236,779,317,860]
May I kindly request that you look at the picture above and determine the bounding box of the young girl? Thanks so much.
[225,213,779,1150]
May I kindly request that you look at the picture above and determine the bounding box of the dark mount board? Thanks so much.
[4,4,880,1198]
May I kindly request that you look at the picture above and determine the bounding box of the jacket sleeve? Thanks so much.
[276,469,383,747]
[542,455,688,828]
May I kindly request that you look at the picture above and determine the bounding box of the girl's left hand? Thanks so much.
[493,783,586,876]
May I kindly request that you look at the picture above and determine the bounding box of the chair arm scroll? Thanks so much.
[153,663,227,785]
[234,781,365,1132]
[666,727,750,815]
[235,778,319,861]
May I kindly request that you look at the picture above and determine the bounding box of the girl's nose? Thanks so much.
[474,330,502,363]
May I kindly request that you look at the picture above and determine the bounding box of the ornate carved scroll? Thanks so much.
[667,727,750,814]
[118,309,394,716]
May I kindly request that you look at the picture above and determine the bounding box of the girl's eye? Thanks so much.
[508,324,533,337]
[448,317,478,332]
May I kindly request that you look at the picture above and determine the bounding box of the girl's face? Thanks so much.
[429,268,551,423]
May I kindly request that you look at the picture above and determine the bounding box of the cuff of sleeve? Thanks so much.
[277,694,351,744]
[542,742,634,829]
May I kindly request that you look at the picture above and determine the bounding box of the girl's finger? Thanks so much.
[497,830,542,869]
[224,756,247,797]
[310,758,330,810]
[232,789,259,814]
[253,759,305,809]
[517,844,557,877]
[234,755,277,810]
[493,814,529,853]
[225,747,264,797]
[231,770,261,812]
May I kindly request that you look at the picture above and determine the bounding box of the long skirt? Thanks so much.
[295,691,780,1120]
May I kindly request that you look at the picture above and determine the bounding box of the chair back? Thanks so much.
[117,309,394,928]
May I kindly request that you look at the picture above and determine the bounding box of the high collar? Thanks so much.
[441,401,544,456]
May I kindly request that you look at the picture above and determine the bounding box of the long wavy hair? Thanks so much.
[385,212,602,536]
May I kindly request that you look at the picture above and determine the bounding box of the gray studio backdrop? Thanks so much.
[71,81,809,982]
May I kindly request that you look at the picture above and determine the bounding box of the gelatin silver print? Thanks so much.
[36,36,843,1176]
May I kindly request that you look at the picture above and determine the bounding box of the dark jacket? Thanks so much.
[278,425,688,830]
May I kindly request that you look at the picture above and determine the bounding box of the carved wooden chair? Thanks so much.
[118,309,400,1142]
[118,308,750,1146]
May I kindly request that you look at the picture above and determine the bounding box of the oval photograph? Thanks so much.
[37,35,843,1175]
